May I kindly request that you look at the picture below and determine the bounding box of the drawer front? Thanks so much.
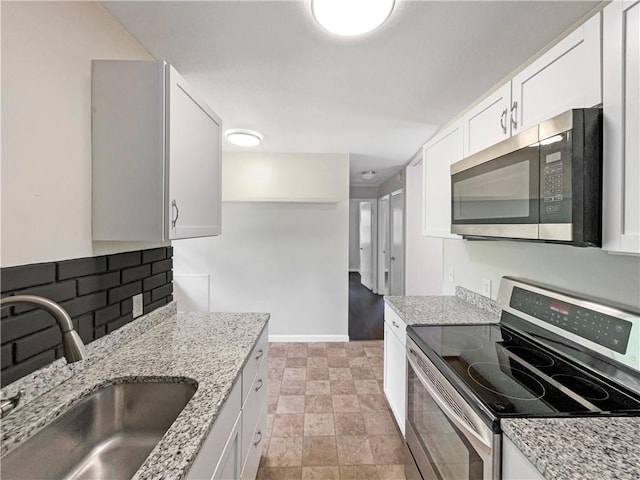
[242,326,268,404]
[241,405,267,480]
[384,304,407,347]
[241,358,268,471]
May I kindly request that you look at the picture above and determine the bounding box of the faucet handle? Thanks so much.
[1,389,25,418]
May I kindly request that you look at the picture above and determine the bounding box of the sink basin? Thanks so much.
[1,381,197,480]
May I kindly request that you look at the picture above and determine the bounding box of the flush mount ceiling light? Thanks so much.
[362,170,376,180]
[311,0,395,37]
[225,129,263,147]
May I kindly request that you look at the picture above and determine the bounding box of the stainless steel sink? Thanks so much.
[1,381,197,479]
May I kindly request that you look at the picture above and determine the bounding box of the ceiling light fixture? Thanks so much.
[362,170,376,180]
[225,129,263,147]
[311,0,395,37]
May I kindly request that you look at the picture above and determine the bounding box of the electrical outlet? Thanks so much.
[482,279,492,298]
[132,293,143,318]
[448,267,455,284]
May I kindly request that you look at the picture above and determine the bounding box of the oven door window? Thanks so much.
[407,364,484,480]
[451,146,539,224]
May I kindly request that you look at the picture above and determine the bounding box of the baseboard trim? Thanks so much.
[268,334,350,343]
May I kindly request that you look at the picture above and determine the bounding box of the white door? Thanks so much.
[377,195,390,296]
[359,201,375,291]
[167,65,222,239]
[389,190,404,296]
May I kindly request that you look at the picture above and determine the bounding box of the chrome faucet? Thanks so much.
[0,295,87,363]
[0,295,87,418]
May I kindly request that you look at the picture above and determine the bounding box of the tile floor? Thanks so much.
[257,341,406,480]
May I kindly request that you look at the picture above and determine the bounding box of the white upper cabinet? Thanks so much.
[462,83,511,157]
[462,13,601,157]
[423,119,463,238]
[511,13,602,133]
[603,1,640,255]
[92,60,222,241]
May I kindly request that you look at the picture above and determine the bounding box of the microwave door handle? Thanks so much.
[407,350,492,455]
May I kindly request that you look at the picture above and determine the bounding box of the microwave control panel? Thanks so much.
[539,132,571,223]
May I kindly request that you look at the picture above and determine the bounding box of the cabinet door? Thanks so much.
[423,119,463,239]
[603,1,640,254]
[511,13,601,133]
[462,82,511,157]
[166,65,222,239]
[383,322,406,437]
[214,413,242,480]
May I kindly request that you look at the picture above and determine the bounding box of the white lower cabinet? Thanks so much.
[187,326,268,480]
[383,305,407,437]
[501,435,544,480]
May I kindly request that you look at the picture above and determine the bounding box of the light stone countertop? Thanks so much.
[384,287,500,326]
[0,303,269,480]
[501,417,640,480]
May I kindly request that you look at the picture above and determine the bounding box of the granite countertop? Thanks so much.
[384,287,500,326]
[0,302,269,479]
[502,417,640,480]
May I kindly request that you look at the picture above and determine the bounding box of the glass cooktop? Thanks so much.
[407,323,640,419]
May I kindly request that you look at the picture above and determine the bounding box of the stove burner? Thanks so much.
[441,333,483,353]
[551,374,611,401]
[468,362,546,401]
[505,346,555,367]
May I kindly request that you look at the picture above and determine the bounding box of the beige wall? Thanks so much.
[1,1,166,268]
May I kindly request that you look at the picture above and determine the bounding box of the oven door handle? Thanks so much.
[408,349,493,455]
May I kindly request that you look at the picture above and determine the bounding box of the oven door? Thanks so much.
[450,132,540,240]
[405,338,499,480]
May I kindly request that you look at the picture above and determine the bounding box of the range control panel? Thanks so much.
[510,287,632,354]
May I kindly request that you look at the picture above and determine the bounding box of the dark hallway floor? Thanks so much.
[348,272,384,341]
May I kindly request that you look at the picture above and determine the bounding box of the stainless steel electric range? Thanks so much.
[405,277,640,480]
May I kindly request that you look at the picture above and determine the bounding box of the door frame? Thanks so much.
[389,188,405,295]
[358,199,378,292]
[377,194,390,296]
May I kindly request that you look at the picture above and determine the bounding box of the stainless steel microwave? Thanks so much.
[450,108,602,246]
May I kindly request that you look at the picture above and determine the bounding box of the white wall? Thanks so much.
[174,153,350,341]
[405,162,445,295]
[444,239,640,308]
[1,1,165,268]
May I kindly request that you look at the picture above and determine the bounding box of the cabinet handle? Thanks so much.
[171,200,179,228]
[255,349,264,361]
[510,101,518,131]
[392,320,399,328]
[500,108,507,134]
[255,378,264,392]
[254,430,263,447]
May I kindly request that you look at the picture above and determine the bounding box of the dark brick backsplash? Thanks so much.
[0,247,173,387]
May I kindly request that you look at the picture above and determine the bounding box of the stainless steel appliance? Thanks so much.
[405,277,640,480]
[450,109,602,246]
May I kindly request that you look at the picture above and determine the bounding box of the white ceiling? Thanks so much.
[102,0,599,186]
